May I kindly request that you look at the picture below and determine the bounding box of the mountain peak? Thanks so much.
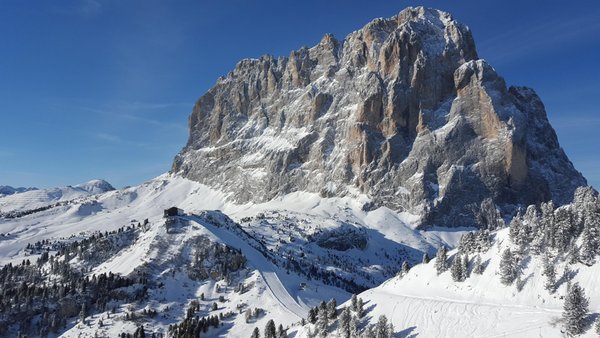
[74,179,115,194]
[172,7,585,227]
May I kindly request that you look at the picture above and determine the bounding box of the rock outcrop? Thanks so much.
[172,7,586,227]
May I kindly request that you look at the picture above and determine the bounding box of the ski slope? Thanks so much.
[186,214,309,319]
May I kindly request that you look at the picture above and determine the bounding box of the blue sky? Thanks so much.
[1,0,599,189]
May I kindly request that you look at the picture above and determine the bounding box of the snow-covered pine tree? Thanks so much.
[327,298,337,319]
[509,212,523,244]
[422,252,430,264]
[542,254,556,293]
[375,315,389,338]
[277,324,286,338]
[307,307,317,324]
[264,319,276,338]
[316,307,329,337]
[435,246,448,274]
[499,248,517,285]
[251,327,260,338]
[356,298,365,318]
[473,255,484,275]
[450,254,464,282]
[350,294,358,312]
[338,307,351,338]
[79,303,86,324]
[567,241,580,265]
[579,224,598,266]
[362,325,376,338]
[595,317,600,335]
[554,208,574,254]
[540,201,556,248]
[401,260,410,276]
[462,253,470,279]
[562,282,589,336]
[387,322,394,338]
[349,314,359,338]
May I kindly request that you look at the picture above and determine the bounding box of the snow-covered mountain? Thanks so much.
[172,6,585,228]
[0,179,114,217]
[0,185,37,198]
[0,6,598,338]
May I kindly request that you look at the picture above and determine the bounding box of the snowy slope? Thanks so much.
[0,174,470,337]
[0,185,37,198]
[318,229,600,338]
[0,179,114,215]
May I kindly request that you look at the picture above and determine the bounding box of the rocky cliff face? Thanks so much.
[172,7,586,227]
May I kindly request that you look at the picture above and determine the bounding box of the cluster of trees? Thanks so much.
[502,187,600,335]
[187,236,247,281]
[165,299,223,337]
[299,294,393,338]
[0,222,157,336]
[0,200,71,219]
[167,314,220,337]
[244,307,265,323]
[0,255,146,337]
[509,187,599,261]
[457,230,492,254]
[250,319,287,338]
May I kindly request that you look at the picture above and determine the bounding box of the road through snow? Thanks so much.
[185,215,309,319]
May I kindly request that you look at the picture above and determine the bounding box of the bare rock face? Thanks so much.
[172,7,586,227]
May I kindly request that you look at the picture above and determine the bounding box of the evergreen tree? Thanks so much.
[350,294,358,312]
[362,325,376,338]
[307,308,317,324]
[264,319,276,338]
[277,324,286,338]
[435,246,448,274]
[375,315,389,338]
[542,254,557,294]
[316,309,329,338]
[567,242,579,265]
[251,327,260,338]
[595,317,600,335]
[356,298,365,318]
[422,253,430,264]
[554,208,574,253]
[349,315,359,338]
[579,224,598,265]
[387,323,394,338]
[473,255,484,275]
[509,212,523,245]
[462,253,470,279]
[401,261,410,276]
[450,254,464,282]
[338,307,351,338]
[499,248,517,285]
[563,282,589,336]
[327,298,337,319]
[79,303,87,324]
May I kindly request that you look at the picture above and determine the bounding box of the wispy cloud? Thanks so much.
[94,132,122,143]
[79,101,189,132]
